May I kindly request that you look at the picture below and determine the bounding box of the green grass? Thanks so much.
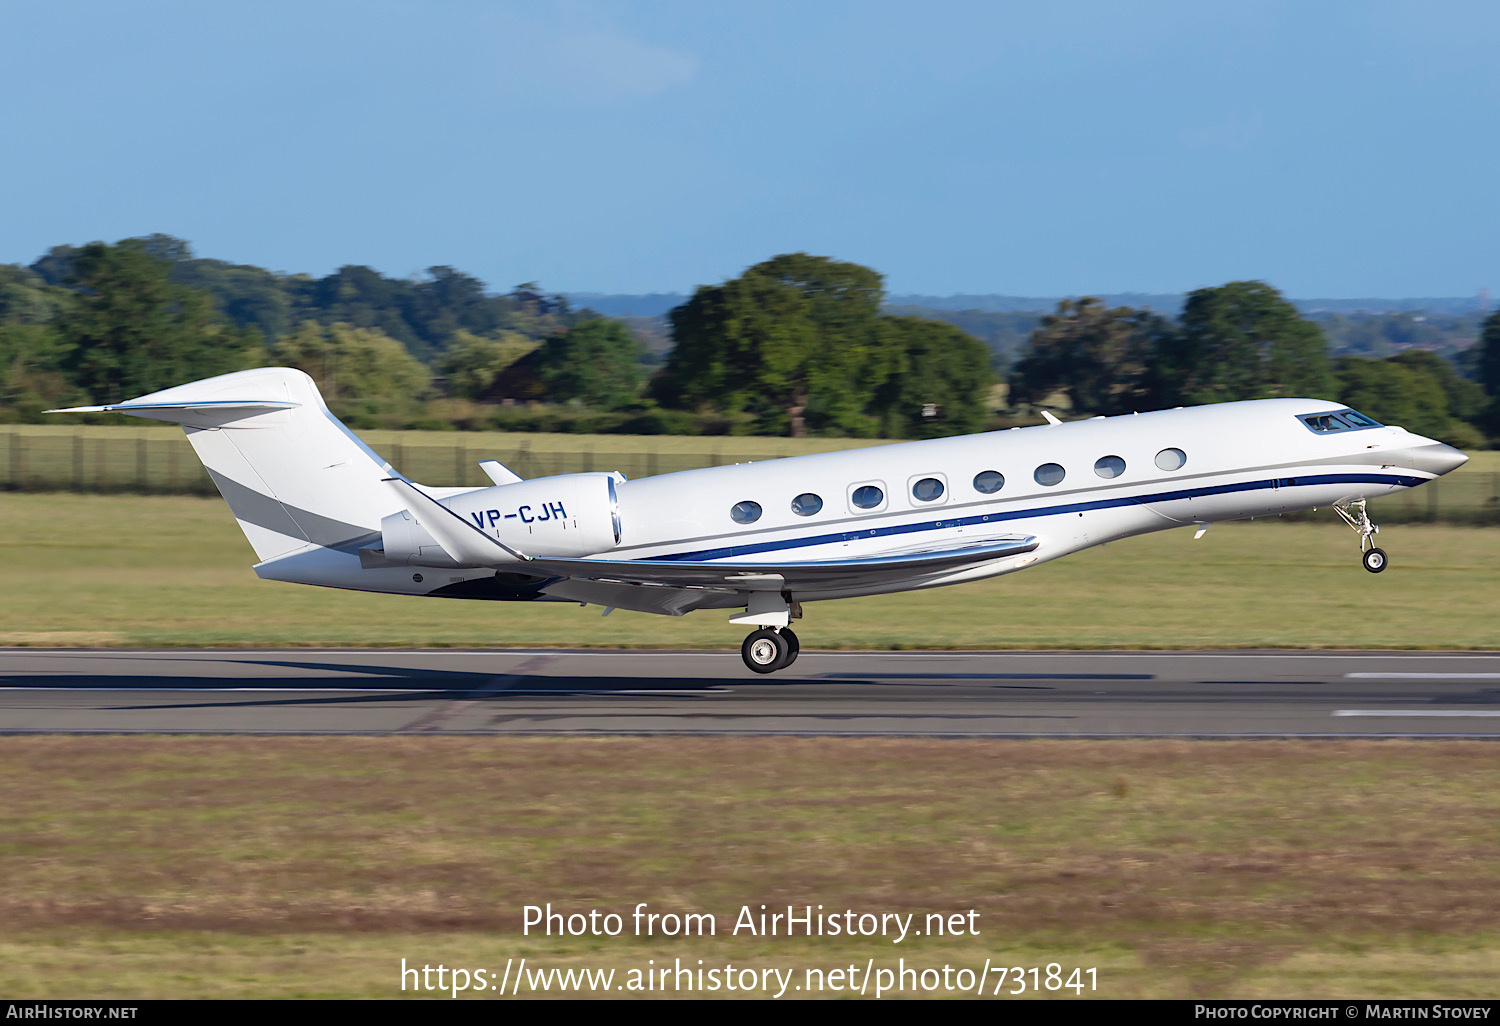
[1,493,1499,649]
[2,737,1499,998]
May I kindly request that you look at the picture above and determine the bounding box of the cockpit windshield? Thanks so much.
[1298,409,1383,434]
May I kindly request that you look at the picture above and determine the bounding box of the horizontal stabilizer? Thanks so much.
[520,536,1039,592]
[46,399,299,424]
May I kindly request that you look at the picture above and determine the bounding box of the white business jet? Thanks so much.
[52,367,1467,673]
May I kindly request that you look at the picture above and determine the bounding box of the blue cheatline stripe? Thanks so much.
[642,472,1423,564]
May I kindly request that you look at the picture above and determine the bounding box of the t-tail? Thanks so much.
[50,367,404,561]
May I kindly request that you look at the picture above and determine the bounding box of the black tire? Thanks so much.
[742,628,790,674]
[780,628,800,668]
[1362,547,1388,573]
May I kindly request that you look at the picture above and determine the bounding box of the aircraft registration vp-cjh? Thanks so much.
[52,367,1468,673]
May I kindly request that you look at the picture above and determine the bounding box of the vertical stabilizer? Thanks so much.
[51,368,402,561]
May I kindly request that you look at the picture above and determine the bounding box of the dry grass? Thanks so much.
[3,737,1500,997]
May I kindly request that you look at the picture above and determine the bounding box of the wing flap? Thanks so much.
[521,536,1039,592]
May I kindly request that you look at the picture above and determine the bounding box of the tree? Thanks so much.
[659,253,893,436]
[59,239,257,405]
[1476,311,1500,434]
[28,245,78,287]
[1334,355,1453,440]
[871,316,994,437]
[532,318,643,410]
[1387,349,1486,426]
[171,257,293,342]
[0,264,74,326]
[268,322,428,413]
[435,330,538,401]
[1008,298,1167,414]
[1157,281,1334,405]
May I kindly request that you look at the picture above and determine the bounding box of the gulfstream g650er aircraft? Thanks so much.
[53,367,1467,673]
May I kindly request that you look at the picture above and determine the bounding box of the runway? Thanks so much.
[3,648,1500,737]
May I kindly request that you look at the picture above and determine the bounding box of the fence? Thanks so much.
[1,427,1497,523]
[0,428,783,498]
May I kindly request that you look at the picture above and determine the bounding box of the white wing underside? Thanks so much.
[521,538,1039,593]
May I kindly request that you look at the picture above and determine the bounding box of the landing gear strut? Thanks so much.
[1334,498,1387,574]
[741,627,799,674]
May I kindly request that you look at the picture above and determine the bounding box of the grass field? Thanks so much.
[3,737,1499,999]
[2,492,1498,649]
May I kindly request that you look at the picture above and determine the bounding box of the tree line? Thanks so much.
[2,234,1497,445]
[1008,284,1493,448]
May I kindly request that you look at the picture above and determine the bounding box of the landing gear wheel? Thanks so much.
[1335,498,1387,574]
[742,628,791,674]
[780,628,800,668]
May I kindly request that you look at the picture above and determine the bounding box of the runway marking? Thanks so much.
[488,689,733,696]
[1333,710,1500,717]
[1345,673,1500,679]
[821,672,1151,680]
[0,687,447,693]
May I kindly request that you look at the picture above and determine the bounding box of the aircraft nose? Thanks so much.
[1393,441,1469,476]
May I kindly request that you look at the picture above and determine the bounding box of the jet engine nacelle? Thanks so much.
[380,472,623,566]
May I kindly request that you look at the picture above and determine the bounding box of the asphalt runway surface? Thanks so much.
[3,648,1500,737]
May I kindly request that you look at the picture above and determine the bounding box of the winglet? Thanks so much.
[1041,410,1062,426]
[385,476,528,564]
[477,459,523,485]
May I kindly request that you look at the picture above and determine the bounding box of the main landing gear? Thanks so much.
[732,591,803,673]
[1334,498,1387,574]
[742,627,799,674]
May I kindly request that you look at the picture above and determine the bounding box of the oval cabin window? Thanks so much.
[730,500,762,524]
[973,470,1005,494]
[1155,448,1187,471]
[1034,463,1066,487]
[791,493,823,516]
[1094,455,1126,479]
[912,477,945,502]
[851,485,884,509]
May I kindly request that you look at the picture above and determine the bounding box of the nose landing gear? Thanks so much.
[741,627,800,673]
[1334,498,1387,573]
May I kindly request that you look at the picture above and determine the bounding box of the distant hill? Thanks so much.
[567,293,689,318]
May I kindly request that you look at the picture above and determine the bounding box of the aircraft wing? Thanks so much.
[519,537,1039,592]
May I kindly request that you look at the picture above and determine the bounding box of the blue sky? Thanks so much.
[2,1,1497,298]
